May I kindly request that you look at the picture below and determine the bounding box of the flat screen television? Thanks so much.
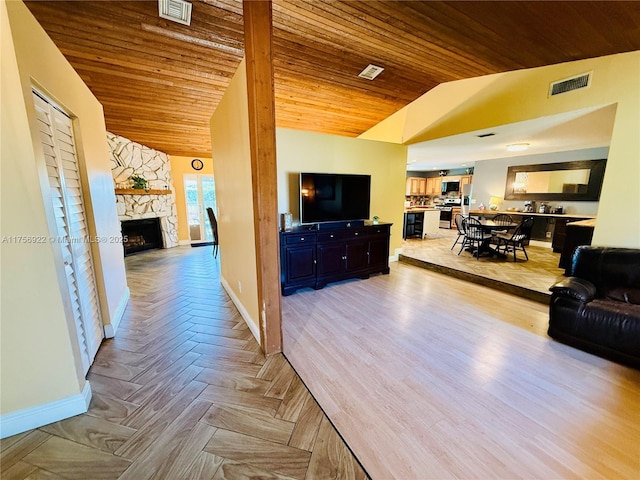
[300,172,371,225]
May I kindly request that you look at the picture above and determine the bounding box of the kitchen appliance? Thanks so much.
[538,202,549,214]
[441,179,460,194]
[523,201,535,213]
[552,206,564,214]
[435,198,461,229]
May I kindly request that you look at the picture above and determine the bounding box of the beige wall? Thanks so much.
[210,59,260,337]
[363,52,640,247]
[1,0,128,418]
[169,155,214,243]
[276,129,408,255]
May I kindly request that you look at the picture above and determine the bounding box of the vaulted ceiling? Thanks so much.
[25,1,640,158]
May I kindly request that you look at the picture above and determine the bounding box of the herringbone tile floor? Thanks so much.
[1,246,367,480]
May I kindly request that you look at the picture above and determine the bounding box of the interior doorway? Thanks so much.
[184,174,217,245]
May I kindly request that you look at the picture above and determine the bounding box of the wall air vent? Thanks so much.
[549,73,591,97]
[358,64,384,80]
[158,0,192,26]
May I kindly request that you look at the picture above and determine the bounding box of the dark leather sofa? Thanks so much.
[548,246,640,368]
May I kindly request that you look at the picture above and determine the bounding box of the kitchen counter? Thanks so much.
[404,205,437,213]
[470,210,595,219]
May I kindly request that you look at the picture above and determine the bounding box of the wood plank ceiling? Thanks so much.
[25,0,640,158]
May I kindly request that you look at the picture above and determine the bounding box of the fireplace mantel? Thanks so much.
[115,188,171,195]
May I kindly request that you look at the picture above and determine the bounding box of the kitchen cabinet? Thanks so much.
[426,177,442,195]
[558,219,595,273]
[460,175,473,189]
[279,232,317,294]
[405,177,427,195]
[280,223,392,295]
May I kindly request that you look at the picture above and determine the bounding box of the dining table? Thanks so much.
[474,219,519,257]
[477,219,519,234]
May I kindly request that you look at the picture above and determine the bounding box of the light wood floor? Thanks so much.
[282,262,640,479]
[1,247,367,480]
[400,228,566,302]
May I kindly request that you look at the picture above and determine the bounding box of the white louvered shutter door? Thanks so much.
[33,92,104,373]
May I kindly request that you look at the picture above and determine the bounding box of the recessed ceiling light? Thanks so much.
[506,143,530,152]
[358,64,384,80]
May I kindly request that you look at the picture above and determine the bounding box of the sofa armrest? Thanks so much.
[549,277,597,302]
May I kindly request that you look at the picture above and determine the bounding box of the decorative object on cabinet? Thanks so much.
[489,196,502,211]
[281,212,293,231]
[280,223,391,295]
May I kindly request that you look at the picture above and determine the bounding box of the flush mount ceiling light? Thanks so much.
[158,0,192,26]
[506,143,530,152]
[358,64,384,80]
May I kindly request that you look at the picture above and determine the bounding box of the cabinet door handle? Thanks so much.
[300,237,304,241]
[342,256,347,260]
[354,232,358,235]
[330,234,334,238]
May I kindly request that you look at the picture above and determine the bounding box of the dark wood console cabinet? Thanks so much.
[280,223,392,296]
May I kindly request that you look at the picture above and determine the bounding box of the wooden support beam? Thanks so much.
[243,0,282,354]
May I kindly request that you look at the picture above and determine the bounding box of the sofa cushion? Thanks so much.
[575,299,640,354]
[602,287,640,305]
[572,246,640,289]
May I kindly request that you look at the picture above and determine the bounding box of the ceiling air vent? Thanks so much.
[549,73,591,97]
[158,0,192,26]
[476,132,496,138]
[358,64,384,80]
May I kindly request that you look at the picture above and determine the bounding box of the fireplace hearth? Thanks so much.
[121,218,163,256]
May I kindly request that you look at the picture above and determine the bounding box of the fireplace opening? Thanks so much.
[121,218,163,256]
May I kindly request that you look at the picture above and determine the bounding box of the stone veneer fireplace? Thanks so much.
[108,132,178,250]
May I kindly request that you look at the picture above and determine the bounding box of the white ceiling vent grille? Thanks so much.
[158,0,192,26]
[358,64,384,80]
[549,73,591,97]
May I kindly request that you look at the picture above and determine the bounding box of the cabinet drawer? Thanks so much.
[345,229,368,239]
[284,233,316,245]
[366,225,391,236]
[318,231,345,242]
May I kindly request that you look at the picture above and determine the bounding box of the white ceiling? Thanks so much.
[406,104,617,172]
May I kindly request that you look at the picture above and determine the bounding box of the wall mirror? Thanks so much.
[504,159,607,201]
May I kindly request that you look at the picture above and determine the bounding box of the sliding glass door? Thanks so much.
[184,174,216,244]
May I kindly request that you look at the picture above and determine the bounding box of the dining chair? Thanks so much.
[451,213,466,251]
[206,207,219,258]
[494,216,535,261]
[461,217,493,259]
[491,213,513,226]
[489,213,514,243]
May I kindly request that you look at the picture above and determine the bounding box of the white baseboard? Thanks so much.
[389,247,402,263]
[530,240,553,248]
[178,239,191,246]
[220,276,260,344]
[0,381,92,439]
[104,287,130,338]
